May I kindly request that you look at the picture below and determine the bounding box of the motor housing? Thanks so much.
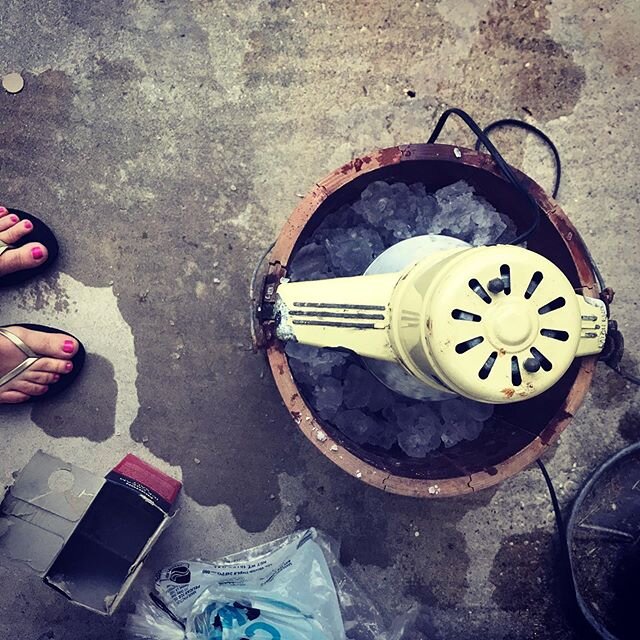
[275,237,607,404]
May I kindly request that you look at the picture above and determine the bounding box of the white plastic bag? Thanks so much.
[128,528,421,640]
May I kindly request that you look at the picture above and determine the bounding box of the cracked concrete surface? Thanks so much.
[0,1,639,638]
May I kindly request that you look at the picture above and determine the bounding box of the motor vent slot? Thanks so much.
[478,351,498,379]
[511,356,522,386]
[540,328,569,341]
[455,336,484,354]
[538,297,566,315]
[469,279,492,304]
[500,264,511,295]
[524,271,543,299]
[530,346,552,371]
[451,309,482,322]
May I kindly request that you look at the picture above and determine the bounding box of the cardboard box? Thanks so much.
[0,451,181,615]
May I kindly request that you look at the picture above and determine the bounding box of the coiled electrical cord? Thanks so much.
[474,118,562,199]
[427,107,542,245]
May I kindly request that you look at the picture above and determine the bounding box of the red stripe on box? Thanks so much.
[112,455,181,505]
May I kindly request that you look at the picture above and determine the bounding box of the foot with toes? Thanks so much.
[0,204,85,404]
[0,206,49,278]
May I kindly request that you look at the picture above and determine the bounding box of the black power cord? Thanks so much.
[472,117,609,297]
[427,108,541,246]
[474,118,562,199]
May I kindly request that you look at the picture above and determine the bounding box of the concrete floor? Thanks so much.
[0,1,639,638]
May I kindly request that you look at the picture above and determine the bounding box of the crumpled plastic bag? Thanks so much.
[128,528,421,640]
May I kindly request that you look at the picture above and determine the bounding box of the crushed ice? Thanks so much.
[286,180,514,457]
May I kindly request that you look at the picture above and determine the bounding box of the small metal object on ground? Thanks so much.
[2,72,24,94]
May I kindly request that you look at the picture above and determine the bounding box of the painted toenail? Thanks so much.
[0,206,7,213]
[10,215,18,223]
[53,374,60,382]
[31,247,43,260]
[23,220,33,229]
[65,362,73,371]
[63,340,74,353]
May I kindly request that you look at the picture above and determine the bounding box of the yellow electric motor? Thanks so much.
[275,236,607,404]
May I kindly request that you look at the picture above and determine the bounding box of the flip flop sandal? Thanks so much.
[0,209,59,287]
[0,324,86,402]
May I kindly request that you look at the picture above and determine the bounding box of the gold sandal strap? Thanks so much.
[0,356,40,387]
[0,328,38,359]
[0,328,41,388]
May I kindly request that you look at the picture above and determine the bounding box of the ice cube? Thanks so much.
[440,398,485,447]
[384,403,442,456]
[324,204,363,229]
[460,398,494,422]
[312,375,343,420]
[397,423,441,457]
[414,193,438,235]
[354,181,395,226]
[288,242,333,282]
[285,342,347,376]
[386,403,438,429]
[366,419,401,449]
[383,218,414,241]
[324,226,385,276]
[334,409,380,444]
[409,182,427,198]
[430,181,508,246]
[288,357,316,388]
[343,364,394,412]
[497,212,519,243]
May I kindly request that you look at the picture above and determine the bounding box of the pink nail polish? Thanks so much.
[0,206,7,214]
[53,374,60,382]
[31,247,43,260]
[10,215,18,223]
[23,220,33,230]
[63,340,74,353]
[65,362,73,371]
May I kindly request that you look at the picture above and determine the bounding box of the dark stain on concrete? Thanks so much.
[243,12,306,90]
[31,354,116,442]
[295,450,487,608]
[491,530,551,612]
[490,529,577,638]
[618,408,640,443]
[121,183,306,532]
[405,575,439,607]
[61,0,127,33]
[588,365,631,410]
[467,0,586,122]
[0,70,74,183]
[90,56,144,86]
[11,274,73,314]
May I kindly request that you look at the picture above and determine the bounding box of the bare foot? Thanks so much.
[0,326,79,403]
[0,206,48,277]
